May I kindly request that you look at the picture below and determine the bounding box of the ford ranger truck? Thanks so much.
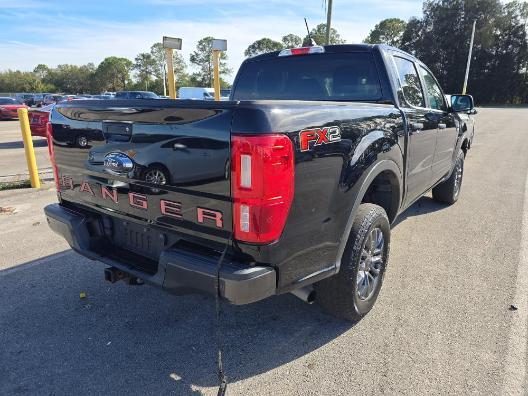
[44,44,476,321]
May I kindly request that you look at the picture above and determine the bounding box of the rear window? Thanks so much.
[232,52,382,101]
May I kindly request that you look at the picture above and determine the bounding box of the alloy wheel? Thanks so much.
[356,227,385,301]
[145,169,167,185]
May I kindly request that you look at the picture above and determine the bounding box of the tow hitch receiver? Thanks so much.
[104,267,144,285]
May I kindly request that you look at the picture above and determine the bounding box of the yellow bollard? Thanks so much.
[17,108,40,188]
[213,49,221,101]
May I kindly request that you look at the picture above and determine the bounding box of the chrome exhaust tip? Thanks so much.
[290,286,316,304]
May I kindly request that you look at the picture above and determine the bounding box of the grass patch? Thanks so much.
[0,179,32,191]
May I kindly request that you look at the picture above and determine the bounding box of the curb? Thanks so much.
[0,169,54,184]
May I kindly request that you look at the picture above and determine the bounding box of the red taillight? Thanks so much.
[231,134,294,244]
[35,113,47,125]
[46,122,60,192]
[291,47,311,55]
[278,46,325,57]
[30,113,42,125]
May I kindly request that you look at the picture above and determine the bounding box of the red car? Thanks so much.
[29,104,53,137]
[0,97,29,119]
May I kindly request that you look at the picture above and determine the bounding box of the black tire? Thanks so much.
[432,150,464,204]
[314,203,390,322]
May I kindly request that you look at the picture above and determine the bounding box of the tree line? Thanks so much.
[1,0,527,104]
[366,0,528,104]
[0,36,231,95]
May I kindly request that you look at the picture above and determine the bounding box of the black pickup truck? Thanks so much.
[44,44,476,321]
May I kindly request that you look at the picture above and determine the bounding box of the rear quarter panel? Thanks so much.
[232,101,405,291]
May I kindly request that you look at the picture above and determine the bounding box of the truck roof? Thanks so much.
[247,44,414,62]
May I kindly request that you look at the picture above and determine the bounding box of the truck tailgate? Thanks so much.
[50,100,235,251]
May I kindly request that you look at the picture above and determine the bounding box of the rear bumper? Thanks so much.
[44,203,276,305]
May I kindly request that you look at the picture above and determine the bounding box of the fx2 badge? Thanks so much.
[299,126,342,152]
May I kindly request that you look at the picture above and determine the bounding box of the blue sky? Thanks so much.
[0,0,424,81]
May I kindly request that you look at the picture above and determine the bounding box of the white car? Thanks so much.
[178,87,215,100]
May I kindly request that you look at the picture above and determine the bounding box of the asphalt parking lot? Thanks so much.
[1,107,528,395]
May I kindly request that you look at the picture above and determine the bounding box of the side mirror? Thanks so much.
[450,94,474,112]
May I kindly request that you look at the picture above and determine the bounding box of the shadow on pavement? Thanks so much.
[0,251,353,395]
[0,139,48,150]
[392,195,448,228]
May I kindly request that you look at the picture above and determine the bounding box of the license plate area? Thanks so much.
[111,219,164,261]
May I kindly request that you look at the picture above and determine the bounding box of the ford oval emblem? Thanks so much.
[103,152,134,174]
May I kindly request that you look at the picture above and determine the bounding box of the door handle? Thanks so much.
[438,123,447,129]
[410,122,424,131]
[173,143,187,150]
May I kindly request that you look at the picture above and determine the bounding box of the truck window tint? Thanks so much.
[420,67,446,111]
[393,56,424,108]
[233,52,382,101]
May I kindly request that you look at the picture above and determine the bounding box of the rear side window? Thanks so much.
[420,66,446,111]
[233,52,383,101]
[393,56,424,108]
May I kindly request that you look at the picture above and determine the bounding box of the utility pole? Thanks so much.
[325,0,333,45]
[462,20,476,95]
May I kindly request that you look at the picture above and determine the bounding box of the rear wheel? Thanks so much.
[143,165,169,186]
[143,165,170,194]
[432,150,464,204]
[314,203,390,322]
[77,135,88,148]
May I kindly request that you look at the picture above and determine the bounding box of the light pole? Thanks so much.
[212,39,227,101]
[162,36,182,99]
[462,20,476,95]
